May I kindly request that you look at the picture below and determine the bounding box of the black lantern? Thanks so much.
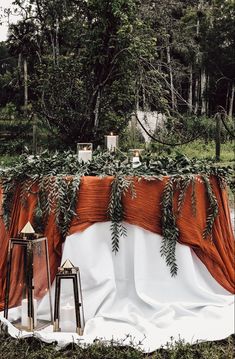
[54,259,85,335]
[4,222,53,331]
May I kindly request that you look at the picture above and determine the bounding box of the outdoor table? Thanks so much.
[0,176,234,351]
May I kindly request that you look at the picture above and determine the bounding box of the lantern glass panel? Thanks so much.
[77,143,93,162]
[59,281,77,332]
[4,237,53,331]
[105,134,118,151]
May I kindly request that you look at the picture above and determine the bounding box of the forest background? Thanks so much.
[0,1,234,357]
[0,0,234,162]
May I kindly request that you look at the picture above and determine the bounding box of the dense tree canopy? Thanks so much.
[0,0,234,151]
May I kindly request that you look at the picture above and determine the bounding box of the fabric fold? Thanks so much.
[0,174,234,313]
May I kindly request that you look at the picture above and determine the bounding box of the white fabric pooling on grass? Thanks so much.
[1,222,234,353]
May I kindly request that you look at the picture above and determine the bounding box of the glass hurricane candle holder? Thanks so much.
[4,222,53,331]
[129,149,144,168]
[77,143,93,163]
[105,132,118,152]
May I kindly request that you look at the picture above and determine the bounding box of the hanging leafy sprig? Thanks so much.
[0,178,16,229]
[36,174,82,237]
[54,175,82,237]
[176,175,193,216]
[108,175,134,252]
[160,177,179,277]
[202,175,219,241]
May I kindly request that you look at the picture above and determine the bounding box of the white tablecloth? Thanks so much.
[1,222,234,352]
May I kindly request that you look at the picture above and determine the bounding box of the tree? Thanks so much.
[7,19,40,111]
[1,0,234,151]
[25,0,155,147]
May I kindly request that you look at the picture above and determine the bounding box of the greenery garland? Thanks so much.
[0,151,233,276]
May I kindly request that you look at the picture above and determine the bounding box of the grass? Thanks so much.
[176,140,234,163]
[0,333,234,359]
[151,140,234,166]
[0,154,19,167]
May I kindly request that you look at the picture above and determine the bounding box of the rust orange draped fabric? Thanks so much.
[0,185,62,310]
[66,176,235,294]
[0,176,234,311]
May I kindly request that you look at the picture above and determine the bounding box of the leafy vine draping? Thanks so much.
[0,175,234,312]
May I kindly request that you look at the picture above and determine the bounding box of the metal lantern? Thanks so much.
[54,259,85,335]
[4,222,53,331]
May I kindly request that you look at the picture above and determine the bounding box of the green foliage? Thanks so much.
[0,104,31,155]
[0,151,233,276]
[0,103,61,155]
[149,140,234,163]
[0,1,234,149]
[202,175,219,241]
[160,177,179,276]
[24,0,153,146]
[0,331,234,359]
[108,175,134,252]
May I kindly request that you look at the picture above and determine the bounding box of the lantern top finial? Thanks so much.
[20,222,35,239]
[58,259,79,274]
[21,221,35,234]
[61,259,74,269]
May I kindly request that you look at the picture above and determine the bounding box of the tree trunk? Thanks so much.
[142,84,146,111]
[206,74,209,115]
[55,17,59,66]
[23,58,28,110]
[18,53,22,70]
[136,78,140,111]
[225,83,230,113]
[50,31,56,65]
[194,77,199,114]
[188,64,193,114]
[33,114,37,157]
[194,2,202,115]
[201,67,206,115]
[94,89,101,128]
[166,45,175,110]
[215,113,221,161]
[228,82,234,118]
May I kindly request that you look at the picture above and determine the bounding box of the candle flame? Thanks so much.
[134,151,139,157]
[110,132,113,136]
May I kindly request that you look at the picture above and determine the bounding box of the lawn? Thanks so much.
[0,332,234,359]
[151,140,234,166]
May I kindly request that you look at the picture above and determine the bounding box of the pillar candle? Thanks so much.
[21,298,37,328]
[132,151,141,168]
[78,150,92,162]
[60,303,76,332]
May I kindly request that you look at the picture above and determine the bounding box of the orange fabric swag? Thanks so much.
[0,176,234,311]
[69,176,235,294]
